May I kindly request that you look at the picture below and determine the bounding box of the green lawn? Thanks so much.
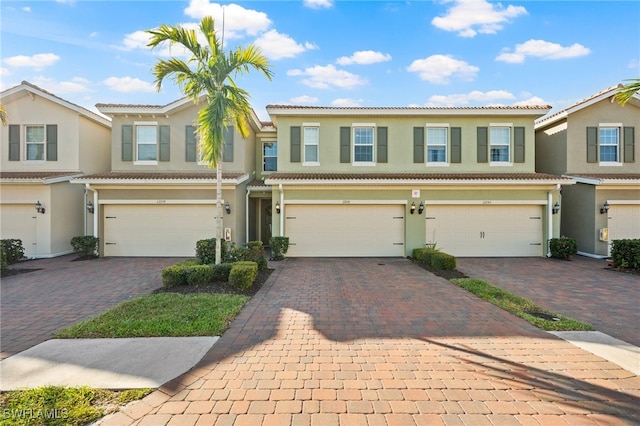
[54,293,250,339]
[450,278,593,331]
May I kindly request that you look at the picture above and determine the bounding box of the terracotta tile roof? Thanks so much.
[76,171,247,181]
[266,172,572,182]
[565,173,640,180]
[246,179,272,189]
[535,85,624,127]
[0,171,83,181]
[266,104,552,111]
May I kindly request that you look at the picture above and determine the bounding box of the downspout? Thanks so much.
[83,187,88,235]
[546,184,560,257]
[245,187,251,244]
[279,184,284,237]
[85,183,98,239]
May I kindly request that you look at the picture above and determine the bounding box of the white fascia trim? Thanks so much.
[565,175,640,185]
[73,174,250,186]
[1,173,84,184]
[426,200,547,205]
[564,175,603,185]
[284,200,407,205]
[535,88,619,128]
[607,199,640,205]
[265,178,573,186]
[43,173,85,184]
[267,107,551,117]
[99,199,225,205]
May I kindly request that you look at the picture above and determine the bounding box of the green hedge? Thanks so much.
[229,261,258,290]
[269,237,289,261]
[70,236,99,258]
[185,264,215,286]
[211,262,234,281]
[611,239,640,270]
[1,239,25,267]
[412,248,438,264]
[161,259,201,288]
[195,238,227,264]
[413,247,456,271]
[549,237,577,259]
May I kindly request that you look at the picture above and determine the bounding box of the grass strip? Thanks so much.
[0,386,152,426]
[54,293,249,339]
[450,278,593,331]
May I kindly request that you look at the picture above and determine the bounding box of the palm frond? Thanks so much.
[614,78,640,106]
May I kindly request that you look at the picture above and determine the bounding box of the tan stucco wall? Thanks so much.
[535,121,568,175]
[50,182,85,254]
[79,116,111,174]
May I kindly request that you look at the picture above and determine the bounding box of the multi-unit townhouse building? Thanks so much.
[0,82,111,258]
[535,85,640,257]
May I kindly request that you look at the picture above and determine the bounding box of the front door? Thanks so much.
[260,203,272,246]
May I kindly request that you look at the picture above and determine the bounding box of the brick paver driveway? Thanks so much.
[457,256,640,347]
[101,258,639,426]
[0,255,182,359]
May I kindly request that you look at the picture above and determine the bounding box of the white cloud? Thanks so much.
[254,30,316,60]
[496,39,591,63]
[22,6,31,12]
[121,30,150,51]
[184,0,271,38]
[3,53,60,70]
[104,76,156,93]
[336,50,392,65]
[120,29,192,57]
[89,32,98,38]
[332,98,364,107]
[304,0,333,9]
[32,76,92,94]
[514,96,547,106]
[290,95,319,104]
[432,0,527,38]
[407,54,478,84]
[424,90,515,106]
[287,64,367,90]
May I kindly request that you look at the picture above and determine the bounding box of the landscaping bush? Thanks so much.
[269,236,289,260]
[549,237,577,260]
[70,235,99,258]
[1,239,25,265]
[211,262,234,281]
[1,246,8,271]
[196,238,228,264]
[161,259,200,288]
[412,247,438,264]
[185,264,215,286]
[229,261,258,290]
[245,241,268,271]
[430,251,457,270]
[610,239,640,270]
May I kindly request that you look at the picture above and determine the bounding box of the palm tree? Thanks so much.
[147,16,273,264]
[614,78,640,106]
[0,103,8,126]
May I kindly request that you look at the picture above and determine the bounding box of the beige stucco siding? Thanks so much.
[50,182,84,254]
[79,116,111,174]
[535,121,568,175]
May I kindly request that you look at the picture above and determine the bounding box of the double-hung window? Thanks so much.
[599,127,619,162]
[426,126,447,164]
[25,125,46,161]
[490,126,510,163]
[353,126,374,164]
[263,141,277,172]
[136,123,158,162]
[303,125,319,164]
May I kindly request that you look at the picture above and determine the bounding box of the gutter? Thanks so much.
[279,184,284,237]
[246,187,251,244]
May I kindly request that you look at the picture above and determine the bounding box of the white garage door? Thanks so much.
[285,204,405,257]
[103,204,217,257]
[608,205,640,254]
[425,204,543,257]
[0,204,38,257]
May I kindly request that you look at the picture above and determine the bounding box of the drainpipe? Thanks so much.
[279,184,284,237]
[245,187,251,244]
[546,184,560,257]
[83,187,88,235]
[85,183,98,239]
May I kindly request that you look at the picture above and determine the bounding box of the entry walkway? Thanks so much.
[99,258,639,425]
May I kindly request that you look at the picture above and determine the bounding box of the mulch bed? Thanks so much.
[153,269,273,297]
[410,258,468,280]
[0,267,42,278]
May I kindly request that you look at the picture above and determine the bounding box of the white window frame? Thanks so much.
[426,123,449,166]
[24,124,46,162]
[599,123,622,165]
[262,140,278,173]
[489,123,512,166]
[352,123,375,165]
[303,123,320,166]
[134,121,158,165]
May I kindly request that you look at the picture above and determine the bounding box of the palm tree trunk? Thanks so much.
[215,162,223,265]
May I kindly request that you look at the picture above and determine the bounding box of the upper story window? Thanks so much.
[122,122,168,164]
[586,124,631,165]
[303,125,319,165]
[136,124,158,162]
[8,124,57,162]
[490,126,511,163]
[25,125,46,161]
[263,141,277,172]
[353,126,375,164]
[426,127,447,164]
[599,127,619,162]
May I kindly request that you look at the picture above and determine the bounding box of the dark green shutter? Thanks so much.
[8,125,20,161]
[377,127,388,163]
[413,127,424,163]
[185,125,197,162]
[290,126,301,162]
[586,127,598,163]
[159,125,170,161]
[222,126,234,162]
[514,126,525,163]
[450,127,461,163]
[477,127,488,163]
[46,125,57,161]
[340,127,350,163]
[121,125,133,161]
[624,127,635,163]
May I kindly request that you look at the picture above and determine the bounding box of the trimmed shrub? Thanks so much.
[196,238,227,264]
[269,236,289,261]
[611,239,640,270]
[549,237,577,259]
[246,241,268,271]
[70,236,99,258]
[1,246,8,271]
[1,239,25,265]
[161,259,200,288]
[413,247,438,264]
[229,261,258,290]
[211,262,234,281]
[185,264,215,286]
[430,251,457,270]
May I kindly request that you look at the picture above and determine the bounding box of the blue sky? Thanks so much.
[1,0,638,120]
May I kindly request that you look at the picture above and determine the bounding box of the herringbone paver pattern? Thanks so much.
[98,258,639,425]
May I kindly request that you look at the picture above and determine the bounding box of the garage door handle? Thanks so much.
[530,216,541,219]
[106,216,117,219]
[425,217,436,219]
[530,243,542,245]
[105,242,116,245]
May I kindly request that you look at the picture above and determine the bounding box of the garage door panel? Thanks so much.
[286,204,404,257]
[608,205,640,255]
[0,205,38,258]
[104,205,217,257]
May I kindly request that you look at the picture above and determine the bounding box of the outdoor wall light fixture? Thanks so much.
[418,201,425,215]
[600,201,610,215]
[224,201,231,215]
[35,201,45,214]
[552,202,560,215]
[410,202,416,214]
[86,201,95,214]
[275,202,281,214]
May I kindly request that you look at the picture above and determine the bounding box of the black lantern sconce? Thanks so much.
[275,202,281,214]
[35,201,45,214]
[224,201,231,215]
[552,202,560,215]
[418,201,425,215]
[86,201,95,214]
[600,201,610,215]
[410,202,416,214]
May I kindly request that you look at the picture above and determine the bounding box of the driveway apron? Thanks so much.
[100,258,639,426]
